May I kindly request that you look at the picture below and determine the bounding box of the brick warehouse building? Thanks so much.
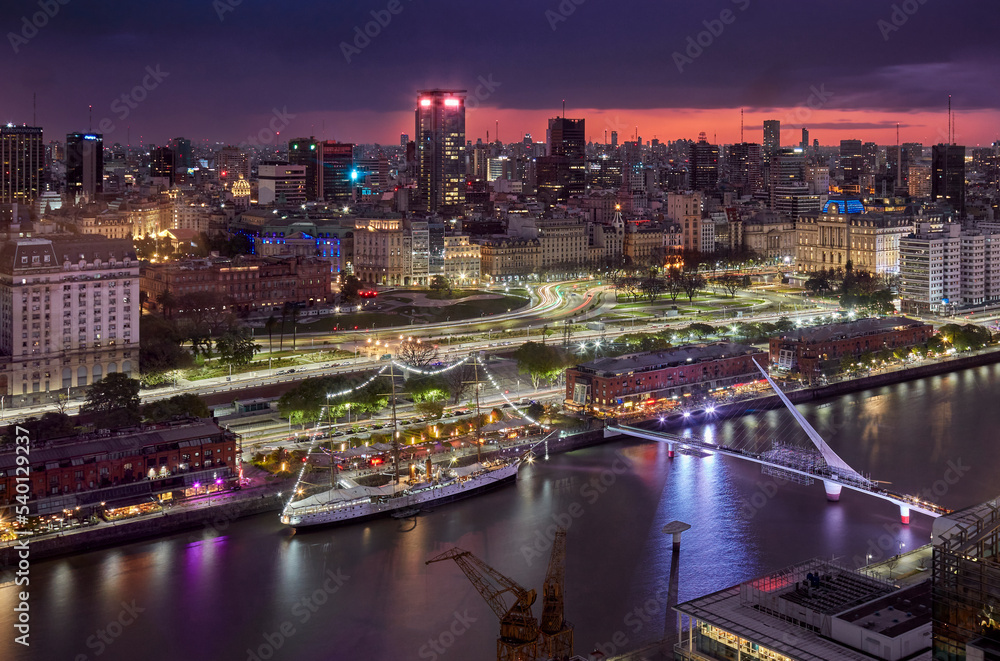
[0,418,240,516]
[565,343,767,414]
[769,317,933,382]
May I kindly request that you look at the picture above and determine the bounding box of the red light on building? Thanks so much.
[420,98,431,107]
[444,98,460,107]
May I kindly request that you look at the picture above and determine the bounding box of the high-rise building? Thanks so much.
[762,120,780,158]
[547,117,586,197]
[216,146,249,183]
[320,141,354,202]
[258,163,307,206]
[65,132,104,199]
[0,124,44,205]
[840,139,864,188]
[169,137,192,170]
[667,191,703,252]
[610,131,618,148]
[150,147,175,185]
[0,234,139,404]
[689,134,719,191]
[727,142,762,194]
[801,128,809,150]
[415,89,466,213]
[399,133,409,149]
[932,144,966,215]
[886,145,911,195]
[287,138,321,201]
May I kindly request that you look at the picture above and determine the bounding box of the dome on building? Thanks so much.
[231,174,251,198]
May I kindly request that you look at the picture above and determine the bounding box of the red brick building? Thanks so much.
[0,418,240,516]
[769,317,933,382]
[565,343,767,414]
[141,254,331,314]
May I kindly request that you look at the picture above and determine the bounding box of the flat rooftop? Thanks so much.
[836,581,931,638]
[775,317,928,344]
[746,559,895,616]
[573,342,762,377]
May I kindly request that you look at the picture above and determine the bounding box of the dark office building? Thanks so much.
[840,139,864,188]
[548,117,586,197]
[169,137,192,170]
[689,135,719,191]
[728,142,763,194]
[536,155,571,207]
[288,137,321,201]
[932,144,966,216]
[150,147,175,185]
[932,497,1000,660]
[320,141,354,203]
[0,124,44,204]
[66,132,104,199]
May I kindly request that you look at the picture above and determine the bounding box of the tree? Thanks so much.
[684,323,716,339]
[290,306,300,350]
[397,339,439,368]
[718,273,742,298]
[81,373,142,429]
[216,328,261,368]
[665,271,684,302]
[341,275,362,304]
[139,315,193,381]
[805,271,833,294]
[430,275,451,294]
[142,394,210,422]
[513,342,571,389]
[639,275,665,303]
[681,273,705,303]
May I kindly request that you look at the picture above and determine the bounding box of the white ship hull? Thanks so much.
[281,462,520,529]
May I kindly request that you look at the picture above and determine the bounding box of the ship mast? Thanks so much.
[473,354,482,464]
[389,359,400,484]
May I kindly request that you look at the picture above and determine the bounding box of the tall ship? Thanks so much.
[281,358,523,530]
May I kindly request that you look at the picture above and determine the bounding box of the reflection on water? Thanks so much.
[3,364,1000,660]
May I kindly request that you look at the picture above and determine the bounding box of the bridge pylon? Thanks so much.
[823,480,843,502]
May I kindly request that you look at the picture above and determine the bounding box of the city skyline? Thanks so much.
[2,0,998,146]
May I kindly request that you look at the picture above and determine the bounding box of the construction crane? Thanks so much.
[540,528,573,659]
[426,547,540,661]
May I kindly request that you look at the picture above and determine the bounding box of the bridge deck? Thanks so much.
[609,425,948,519]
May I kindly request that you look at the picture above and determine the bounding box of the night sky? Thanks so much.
[3,0,998,147]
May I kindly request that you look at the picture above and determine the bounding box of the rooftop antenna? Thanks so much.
[32,92,36,126]
[495,119,499,144]
[88,105,92,132]
[896,122,902,189]
[740,108,744,143]
[562,99,565,117]
[948,95,952,145]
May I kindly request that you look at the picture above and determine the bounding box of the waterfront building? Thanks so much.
[899,223,1000,313]
[769,317,933,381]
[674,558,932,661]
[0,417,239,517]
[564,343,766,414]
[931,496,1000,660]
[0,233,139,404]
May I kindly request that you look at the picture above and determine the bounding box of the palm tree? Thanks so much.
[290,306,300,350]
[279,303,290,351]
[265,314,277,353]
[159,288,176,317]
